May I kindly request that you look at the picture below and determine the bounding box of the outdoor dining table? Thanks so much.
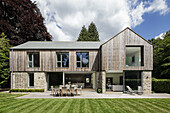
[54,86,78,96]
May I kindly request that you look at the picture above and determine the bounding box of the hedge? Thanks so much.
[9,89,44,93]
[152,78,170,93]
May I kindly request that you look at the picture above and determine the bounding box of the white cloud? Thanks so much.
[155,32,166,39]
[31,0,169,41]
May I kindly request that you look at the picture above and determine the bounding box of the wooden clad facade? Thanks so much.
[101,28,153,71]
[10,50,99,72]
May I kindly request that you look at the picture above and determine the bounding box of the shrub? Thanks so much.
[152,78,170,93]
[9,89,44,93]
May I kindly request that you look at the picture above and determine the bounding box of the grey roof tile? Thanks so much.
[11,41,102,50]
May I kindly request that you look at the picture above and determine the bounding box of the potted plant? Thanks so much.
[97,88,102,93]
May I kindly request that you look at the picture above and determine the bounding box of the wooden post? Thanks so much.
[63,72,65,86]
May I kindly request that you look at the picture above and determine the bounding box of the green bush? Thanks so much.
[9,89,44,93]
[152,78,170,93]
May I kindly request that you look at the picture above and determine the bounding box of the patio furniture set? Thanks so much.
[126,86,143,95]
[51,85,83,96]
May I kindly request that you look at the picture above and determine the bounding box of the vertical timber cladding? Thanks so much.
[142,71,152,94]
[10,50,99,72]
[101,28,153,71]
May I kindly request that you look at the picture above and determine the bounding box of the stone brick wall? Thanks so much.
[11,72,47,91]
[11,72,28,89]
[101,71,106,93]
[34,72,47,91]
[142,71,152,94]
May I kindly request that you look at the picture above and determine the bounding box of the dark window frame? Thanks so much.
[27,52,40,68]
[56,52,69,68]
[126,46,144,66]
[28,73,34,87]
[76,52,89,68]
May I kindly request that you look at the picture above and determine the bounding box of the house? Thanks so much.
[10,27,153,94]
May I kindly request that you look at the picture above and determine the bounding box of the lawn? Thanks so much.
[0,93,170,113]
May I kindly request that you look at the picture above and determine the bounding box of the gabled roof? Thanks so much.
[11,27,151,50]
[102,27,152,45]
[11,41,102,50]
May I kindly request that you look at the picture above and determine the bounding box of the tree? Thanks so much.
[88,22,100,41]
[77,25,88,41]
[0,0,52,46]
[149,31,170,79]
[77,22,100,41]
[0,33,10,88]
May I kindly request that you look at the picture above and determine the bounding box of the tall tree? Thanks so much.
[77,25,88,41]
[149,30,170,79]
[0,33,10,88]
[88,22,100,41]
[0,0,52,46]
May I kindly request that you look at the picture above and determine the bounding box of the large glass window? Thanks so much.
[28,52,40,67]
[28,73,34,87]
[126,46,144,66]
[76,52,89,68]
[56,53,69,68]
[125,71,141,91]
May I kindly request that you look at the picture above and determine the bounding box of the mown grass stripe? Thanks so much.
[0,99,34,113]
[145,99,170,111]
[8,99,42,113]
[96,99,110,113]
[67,99,77,113]
[24,99,54,113]
[138,99,170,113]
[72,99,81,113]
[30,99,51,113]
[127,99,153,113]
[59,99,75,113]
[23,99,49,113]
[54,100,70,112]
[108,99,131,112]
[37,99,57,113]
[46,99,65,113]
[97,99,113,113]
[79,99,85,113]
[128,99,154,113]
[0,98,31,110]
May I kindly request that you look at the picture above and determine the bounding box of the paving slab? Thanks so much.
[17,90,170,99]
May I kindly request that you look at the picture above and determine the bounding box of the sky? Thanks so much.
[31,0,170,41]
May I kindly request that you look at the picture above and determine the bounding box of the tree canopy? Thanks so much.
[77,25,88,41]
[0,0,52,46]
[77,22,100,41]
[149,30,170,79]
[0,33,10,88]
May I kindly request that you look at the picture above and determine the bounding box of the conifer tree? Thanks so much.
[77,25,88,41]
[87,22,100,41]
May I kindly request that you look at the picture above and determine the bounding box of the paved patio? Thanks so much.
[17,89,170,99]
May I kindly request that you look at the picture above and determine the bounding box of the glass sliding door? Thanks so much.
[124,71,141,91]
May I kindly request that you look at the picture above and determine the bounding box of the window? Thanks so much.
[126,46,144,66]
[76,52,89,68]
[125,71,141,90]
[56,53,69,67]
[28,52,40,67]
[28,73,34,87]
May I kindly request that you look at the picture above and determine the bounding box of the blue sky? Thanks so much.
[133,11,170,40]
[32,0,170,41]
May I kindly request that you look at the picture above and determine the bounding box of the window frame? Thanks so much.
[56,52,69,68]
[27,52,40,68]
[28,73,34,87]
[125,46,144,66]
[76,52,89,68]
